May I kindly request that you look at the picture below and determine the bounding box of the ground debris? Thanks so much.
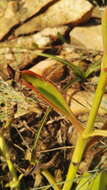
[0,78,40,122]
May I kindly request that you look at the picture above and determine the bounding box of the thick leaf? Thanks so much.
[91,172,107,190]
[76,172,93,190]
[76,172,107,190]
[20,70,83,132]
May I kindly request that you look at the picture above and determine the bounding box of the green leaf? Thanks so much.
[84,61,101,78]
[91,172,107,190]
[57,32,66,43]
[76,172,107,190]
[38,52,84,79]
[75,172,94,190]
[21,70,83,132]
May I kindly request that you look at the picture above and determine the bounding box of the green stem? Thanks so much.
[83,129,107,138]
[84,71,107,135]
[62,7,107,186]
[31,107,51,163]
[62,136,87,190]
[62,70,107,190]
[42,170,61,190]
[0,135,20,190]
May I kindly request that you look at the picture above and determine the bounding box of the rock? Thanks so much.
[0,38,41,78]
[91,6,104,18]
[60,43,83,65]
[0,0,53,40]
[15,0,93,36]
[30,59,58,75]
[70,25,103,51]
[30,58,65,82]
[66,90,107,116]
[0,26,68,79]
[30,26,68,48]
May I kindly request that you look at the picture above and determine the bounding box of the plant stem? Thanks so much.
[31,106,51,163]
[84,71,107,134]
[62,136,87,190]
[0,135,20,190]
[42,170,61,190]
[62,8,107,190]
[86,129,107,137]
[62,70,107,190]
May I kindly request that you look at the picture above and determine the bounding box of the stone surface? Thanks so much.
[30,58,64,82]
[0,0,53,40]
[67,90,107,116]
[91,6,104,18]
[30,26,68,48]
[0,26,67,79]
[15,0,93,36]
[70,25,103,51]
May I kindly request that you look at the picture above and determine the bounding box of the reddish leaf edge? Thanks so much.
[20,70,84,132]
[20,70,69,115]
